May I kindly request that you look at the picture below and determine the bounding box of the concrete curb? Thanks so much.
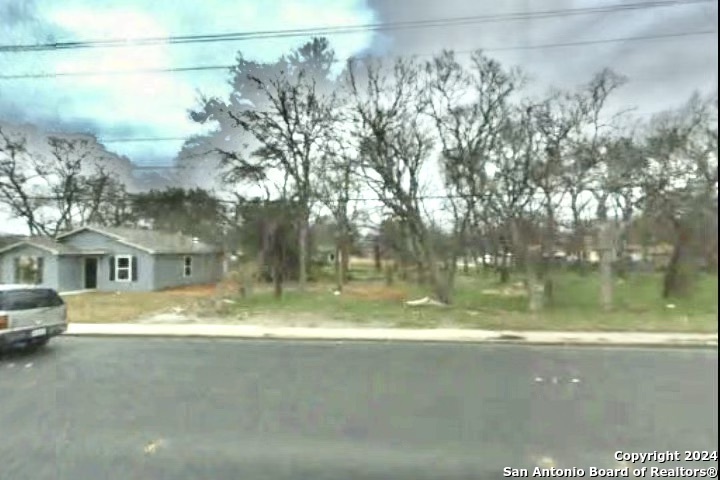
[59,289,97,296]
[63,324,719,348]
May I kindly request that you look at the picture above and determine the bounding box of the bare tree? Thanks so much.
[0,126,46,234]
[641,92,717,297]
[425,50,522,285]
[192,38,337,291]
[316,117,364,292]
[38,136,98,234]
[77,166,134,227]
[1,127,131,236]
[526,92,585,311]
[346,57,454,303]
[483,105,544,307]
[572,68,628,311]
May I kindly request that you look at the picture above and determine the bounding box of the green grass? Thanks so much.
[211,267,719,333]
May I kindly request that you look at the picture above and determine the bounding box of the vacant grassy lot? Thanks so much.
[212,268,718,332]
[63,284,217,324]
[65,267,718,332]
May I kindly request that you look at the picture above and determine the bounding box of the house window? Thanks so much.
[183,256,192,277]
[14,256,44,284]
[115,255,132,282]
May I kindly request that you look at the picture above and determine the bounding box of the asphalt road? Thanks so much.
[1,338,717,480]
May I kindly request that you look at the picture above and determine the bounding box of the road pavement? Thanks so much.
[1,337,717,479]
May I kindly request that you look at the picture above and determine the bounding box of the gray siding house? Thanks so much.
[0,226,223,292]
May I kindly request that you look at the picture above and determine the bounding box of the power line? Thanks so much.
[2,189,660,211]
[1,29,715,80]
[100,137,188,143]
[0,0,712,53]
[96,107,688,150]
[0,192,526,204]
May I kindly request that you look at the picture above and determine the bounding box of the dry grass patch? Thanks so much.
[64,284,219,323]
[341,283,410,302]
[162,284,221,297]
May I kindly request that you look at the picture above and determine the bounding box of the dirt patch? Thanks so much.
[244,312,386,328]
[161,283,221,297]
[65,287,219,324]
[341,284,409,302]
[480,287,526,297]
[136,309,393,328]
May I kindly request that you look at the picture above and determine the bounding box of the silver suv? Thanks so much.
[0,285,67,350]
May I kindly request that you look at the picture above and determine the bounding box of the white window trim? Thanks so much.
[183,255,192,277]
[115,255,133,282]
[15,255,44,284]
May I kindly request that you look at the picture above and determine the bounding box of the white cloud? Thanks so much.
[1,1,378,231]
[47,7,166,40]
[1,0,377,162]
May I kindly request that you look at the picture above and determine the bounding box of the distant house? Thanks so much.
[0,226,223,292]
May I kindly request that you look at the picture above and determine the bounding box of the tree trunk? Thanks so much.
[596,197,613,312]
[474,255,482,275]
[240,263,252,298]
[298,217,308,291]
[399,258,408,280]
[598,221,615,312]
[415,225,453,304]
[510,218,543,312]
[256,227,268,284]
[273,263,283,299]
[523,242,545,313]
[385,262,395,286]
[498,251,510,283]
[615,207,633,279]
[426,251,452,304]
[663,220,695,299]
[528,284,544,312]
[509,220,526,273]
[570,195,586,273]
[373,241,382,272]
[499,234,511,284]
[416,261,427,284]
[272,233,284,299]
[341,236,350,283]
[526,255,544,313]
[334,244,342,293]
[542,203,556,307]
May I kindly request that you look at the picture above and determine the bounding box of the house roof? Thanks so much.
[0,237,83,255]
[56,226,221,254]
[0,234,26,248]
[0,226,221,256]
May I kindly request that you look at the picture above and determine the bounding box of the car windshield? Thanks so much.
[0,289,64,311]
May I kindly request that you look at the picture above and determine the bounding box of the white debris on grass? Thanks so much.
[143,439,164,455]
[405,297,446,307]
[137,312,196,324]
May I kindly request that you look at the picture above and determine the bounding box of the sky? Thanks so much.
[0,0,718,232]
[0,0,376,166]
